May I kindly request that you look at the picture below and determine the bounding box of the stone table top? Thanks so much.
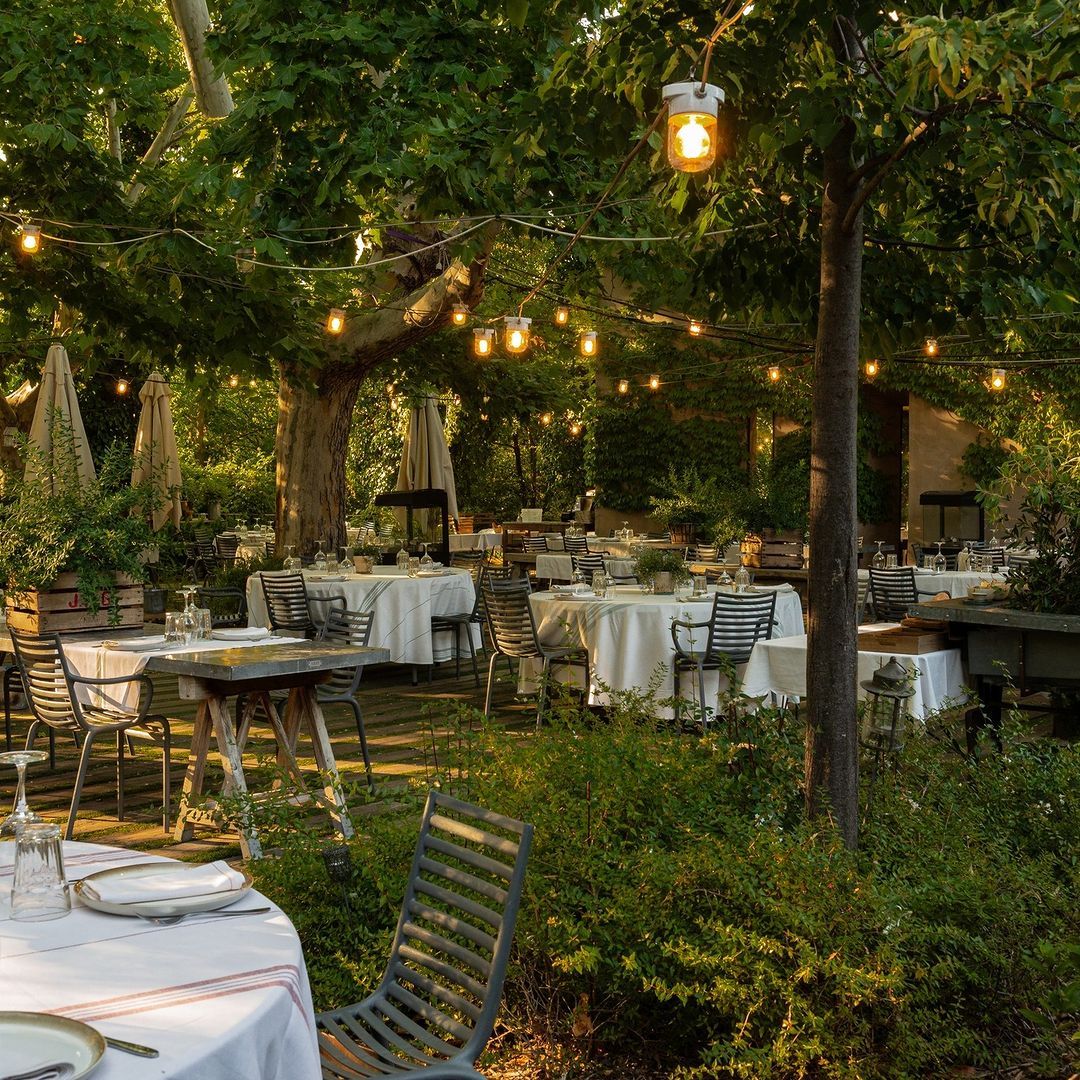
[910,597,1080,633]
[144,640,391,681]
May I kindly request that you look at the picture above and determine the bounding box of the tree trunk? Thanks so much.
[804,118,863,849]
[167,0,234,117]
[276,374,361,557]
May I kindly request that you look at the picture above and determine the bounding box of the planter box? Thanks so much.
[6,572,144,635]
[858,627,949,654]
[669,523,698,545]
[457,514,496,534]
[742,538,805,569]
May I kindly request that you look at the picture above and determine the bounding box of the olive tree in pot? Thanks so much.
[634,549,691,594]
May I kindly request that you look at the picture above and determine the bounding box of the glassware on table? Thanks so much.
[338,547,354,575]
[395,542,410,571]
[933,541,947,574]
[570,565,587,594]
[733,564,751,594]
[872,541,886,570]
[0,749,49,836]
[10,822,70,921]
[922,555,935,570]
[164,611,184,644]
[195,608,213,640]
[283,544,301,573]
[673,578,693,601]
[693,573,707,596]
[407,557,420,578]
[313,540,328,573]
[591,570,608,598]
[885,554,898,569]
[419,543,434,573]
[718,568,732,589]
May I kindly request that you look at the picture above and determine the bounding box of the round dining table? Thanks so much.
[0,841,320,1080]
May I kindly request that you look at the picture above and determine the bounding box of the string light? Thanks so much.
[540,411,553,426]
[569,420,583,436]
[553,303,570,326]
[18,224,41,254]
[473,328,494,357]
[228,374,240,388]
[450,303,469,327]
[115,378,129,395]
[648,374,661,390]
[768,364,781,382]
[688,320,704,337]
[662,82,725,172]
[579,331,598,356]
[326,308,346,335]
[504,316,531,355]
[235,247,256,273]
[616,378,630,395]
[990,368,1006,391]
[864,358,879,378]
[924,337,938,356]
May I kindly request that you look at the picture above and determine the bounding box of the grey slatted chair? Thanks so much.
[259,572,344,636]
[482,578,589,724]
[971,544,1007,570]
[570,553,605,579]
[316,791,533,1080]
[318,608,376,788]
[431,561,486,688]
[520,536,548,554]
[868,568,939,622]
[215,533,241,567]
[671,592,778,726]
[9,629,171,839]
[562,534,589,555]
[195,587,248,628]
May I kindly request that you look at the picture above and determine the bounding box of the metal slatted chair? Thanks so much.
[520,537,548,554]
[259,572,344,636]
[195,587,248,628]
[316,791,533,1080]
[971,545,1007,570]
[562,535,589,555]
[431,561,486,688]
[9,630,171,839]
[672,592,778,725]
[570,553,605,579]
[482,578,589,724]
[689,544,718,563]
[215,534,241,567]
[318,608,376,787]
[868,568,940,622]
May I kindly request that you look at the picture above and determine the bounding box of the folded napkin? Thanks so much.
[211,626,271,641]
[550,584,574,593]
[751,583,794,593]
[80,860,246,905]
[101,635,167,652]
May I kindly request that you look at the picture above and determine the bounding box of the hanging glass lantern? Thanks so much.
[450,303,469,327]
[504,316,531,354]
[767,364,781,383]
[662,81,724,173]
[579,331,597,357]
[990,368,1006,391]
[865,358,879,378]
[924,337,938,356]
[115,378,129,396]
[553,303,570,327]
[648,374,660,390]
[616,378,630,395]
[18,224,42,254]
[473,328,495,357]
[859,658,915,755]
[326,308,346,335]
[540,411,553,426]
[688,319,704,337]
[235,247,256,273]
[228,374,240,388]
[569,420,583,436]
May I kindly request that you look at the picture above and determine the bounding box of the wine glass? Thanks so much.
[284,544,300,572]
[0,749,50,835]
[338,547,354,574]
[419,543,434,573]
[872,541,886,570]
[933,540,947,574]
[395,541,410,571]
[313,539,328,572]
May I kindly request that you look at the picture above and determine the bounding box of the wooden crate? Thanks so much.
[6,572,144,635]
[858,627,949,654]
[743,538,805,569]
[457,513,496,534]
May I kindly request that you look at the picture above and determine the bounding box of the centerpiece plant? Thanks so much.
[0,431,161,625]
[633,548,691,592]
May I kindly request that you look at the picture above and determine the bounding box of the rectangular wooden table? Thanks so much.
[145,640,390,859]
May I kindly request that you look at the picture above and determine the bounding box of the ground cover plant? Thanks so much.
[247,699,1079,1078]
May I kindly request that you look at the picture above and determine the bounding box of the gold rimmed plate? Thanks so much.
[0,1012,105,1079]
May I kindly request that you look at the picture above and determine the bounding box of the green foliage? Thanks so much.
[183,458,276,524]
[633,547,692,587]
[960,434,1013,489]
[649,466,747,546]
[0,429,159,621]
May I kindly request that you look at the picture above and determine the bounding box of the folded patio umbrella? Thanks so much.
[395,396,460,526]
[23,343,97,492]
[131,371,182,531]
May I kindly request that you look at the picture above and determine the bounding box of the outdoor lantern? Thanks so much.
[569,420,583,436]
[553,303,570,326]
[648,374,661,390]
[990,368,1006,391]
[688,319,704,337]
[540,411,553,426]
[865,358,879,378]
[579,331,598,357]
[326,308,346,335]
[235,247,256,273]
[2,427,19,448]
[18,224,41,254]
[768,364,781,382]
[115,378,129,395]
[860,657,915,755]
[450,303,469,327]
[504,316,531,354]
[662,81,725,173]
[473,327,494,357]
[228,374,240,388]
[924,337,938,356]
[616,378,630,395]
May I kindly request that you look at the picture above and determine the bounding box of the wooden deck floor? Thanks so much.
[1,659,536,860]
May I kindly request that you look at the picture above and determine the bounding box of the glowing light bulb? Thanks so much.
[473,328,494,357]
[688,320,703,337]
[924,337,938,356]
[18,225,41,254]
[450,303,469,327]
[228,374,239,388]
[662,82,724,173]
[569,421,582,436]
[116,378,129,395]
[579,331,597,357]
[865,359,879,378]
[326,308,346,335]
[648,374,660,390]
[616,378,629,395]
[503,316,531,355]
[990,368,1006,391]
[768,365,781,383]
[554,304,569,326]
[540,411,553,426]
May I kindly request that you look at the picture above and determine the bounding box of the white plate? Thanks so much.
[74,862,253,918]
[306,573,347,582]
[210,626,271,641]
[0,1012,105,1079]
[417,570,449,577]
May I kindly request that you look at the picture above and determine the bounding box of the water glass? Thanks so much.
[693,573,707,596]
[673,579,693,601]
[591,570,607,598]
[164,611,184,644]
[885,554,898,569]
[922,555,935,570]
[11,823,70,922]
[407,557,420,578]
[195,608,213,640]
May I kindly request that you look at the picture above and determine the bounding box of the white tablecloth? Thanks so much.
[449,531,501,552]
[534,554,637,582]
[0,841,320,1080]
[740,626,968,719]
[246,569,479,666]
[859,567,1008,599]
[523,585,804,711]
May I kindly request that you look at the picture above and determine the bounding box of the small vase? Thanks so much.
[353,555,374,574]
[652,571,674,594]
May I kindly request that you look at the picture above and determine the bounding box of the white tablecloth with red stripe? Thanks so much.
[0,841,320,1080]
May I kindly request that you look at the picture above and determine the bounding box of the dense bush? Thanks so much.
[183,458,275,523]
[249,704,1079,1078]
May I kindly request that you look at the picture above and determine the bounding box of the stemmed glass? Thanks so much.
[338,547,354,574]
[872,541,886,570]
[419,543,434,573]
[313,540,328,572]
[0,749,50,835]
[284,544,301,572]
[933,540,947,574]
[176,586,199,643]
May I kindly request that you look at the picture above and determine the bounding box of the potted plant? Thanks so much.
[634,549,691,594]
[0,438,161,630]
[352,540,381,574]
[650,467,721,546]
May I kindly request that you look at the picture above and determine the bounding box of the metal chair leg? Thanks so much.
[116,729,126,821]
[161,722,172,832]
[348,699,373,790]
[536,657,551,727]
[467,627,480,689]
[66,731,97,841]
[484,653,499,717]
[698,665,709,730]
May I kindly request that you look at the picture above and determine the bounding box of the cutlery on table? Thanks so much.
[1,1064,75,1080]
[134,905,271,926]
[104,1035,159,1058]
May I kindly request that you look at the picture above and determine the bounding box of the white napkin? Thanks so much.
[211,626,271,641]
[750,583,794,593]
[80,860,246,904]
[101,635,167,652]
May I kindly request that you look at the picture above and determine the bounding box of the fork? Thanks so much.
[134,905,271,926]
[1,1064,74,1080]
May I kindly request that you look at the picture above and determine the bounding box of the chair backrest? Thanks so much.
[482,578,541,659]
[9,630,79,732]
[215,534,240,560]
[562,535,589,554]
[856,576,870,623]
[196,587,248,628]
[375,790,533,1064]
[318,607,375,696]
[450,550,484,571]
[868,567,917,621]
[972,545,1007,570]
[691,544,718,563]
[521,536,548,553]
[704,592,778,663]
[259,572,314,634]
[571,553,605,578]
